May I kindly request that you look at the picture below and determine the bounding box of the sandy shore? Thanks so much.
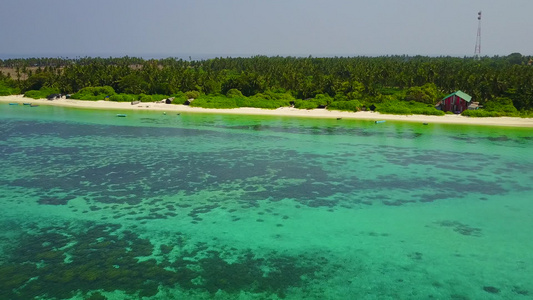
[2,95,532,127]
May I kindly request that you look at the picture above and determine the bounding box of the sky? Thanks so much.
[1,0,532,59]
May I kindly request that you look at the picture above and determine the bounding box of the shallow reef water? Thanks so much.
[0,105,532,299]
[0,220,328,299]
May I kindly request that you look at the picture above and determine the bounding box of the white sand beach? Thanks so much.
[1,95,532,127]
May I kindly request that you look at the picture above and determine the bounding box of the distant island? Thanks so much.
[1,54,532,118]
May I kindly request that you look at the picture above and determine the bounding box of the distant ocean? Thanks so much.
[1,104,532,299]
[0,53,470,60]
[0,53,232,61]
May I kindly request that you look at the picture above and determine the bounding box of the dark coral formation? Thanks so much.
[435,220,482,237]
[1,119,528,224]
[482,286,500,294]
[0,221,325,299]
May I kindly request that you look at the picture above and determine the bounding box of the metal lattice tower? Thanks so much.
[474,11,482,59]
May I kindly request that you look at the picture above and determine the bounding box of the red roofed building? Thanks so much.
[436,91,472,113]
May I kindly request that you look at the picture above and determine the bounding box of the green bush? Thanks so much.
[226,89,244,98]
[377,87,403,96]
[189,95,238,108]
[483,97,518,113]
[79,92,172,103]
[130,94,170,102]
[378,105,412,115]
[139,94,152,102]
[518,110,533,118]
[294,99,320,109]
[0,81,20,96]
[410,107,445,116]
[185,90,200,99]
[170,92,187,104]
[367,94,400,104]
[292,94,333,109]
[109,94,136,102]
[328,100,363,112]
[238,96,290,109]
[405,83,439,104]
[462,110,503,117]
[263,90,295,102]
[187,92,291,109]
[376,99,444,115]
[71,86,115,100]
[313,94,334,106]
[333,93,348,102]
[24,87,61,99]
[151,94,169,102]
[461,97,531,117]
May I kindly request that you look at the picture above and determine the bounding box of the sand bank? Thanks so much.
[1,95,532,127]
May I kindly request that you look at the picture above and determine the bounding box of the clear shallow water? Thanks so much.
[0,104,532,299]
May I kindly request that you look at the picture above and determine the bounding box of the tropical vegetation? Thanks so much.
[1,54,532,116]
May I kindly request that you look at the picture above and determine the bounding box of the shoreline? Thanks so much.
[1,95,532,127]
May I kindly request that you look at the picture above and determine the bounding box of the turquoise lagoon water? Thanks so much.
[0,105,532,299]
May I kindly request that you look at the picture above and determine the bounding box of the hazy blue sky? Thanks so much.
[1,0,531,59]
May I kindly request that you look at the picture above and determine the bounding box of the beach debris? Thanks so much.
[46,93,61,100]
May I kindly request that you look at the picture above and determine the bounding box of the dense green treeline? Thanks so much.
[1,54,532,114]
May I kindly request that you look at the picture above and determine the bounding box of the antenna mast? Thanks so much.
[474,11,482,60]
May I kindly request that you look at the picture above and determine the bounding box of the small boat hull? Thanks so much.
[375,120,386,124]
[116,114,127,117]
